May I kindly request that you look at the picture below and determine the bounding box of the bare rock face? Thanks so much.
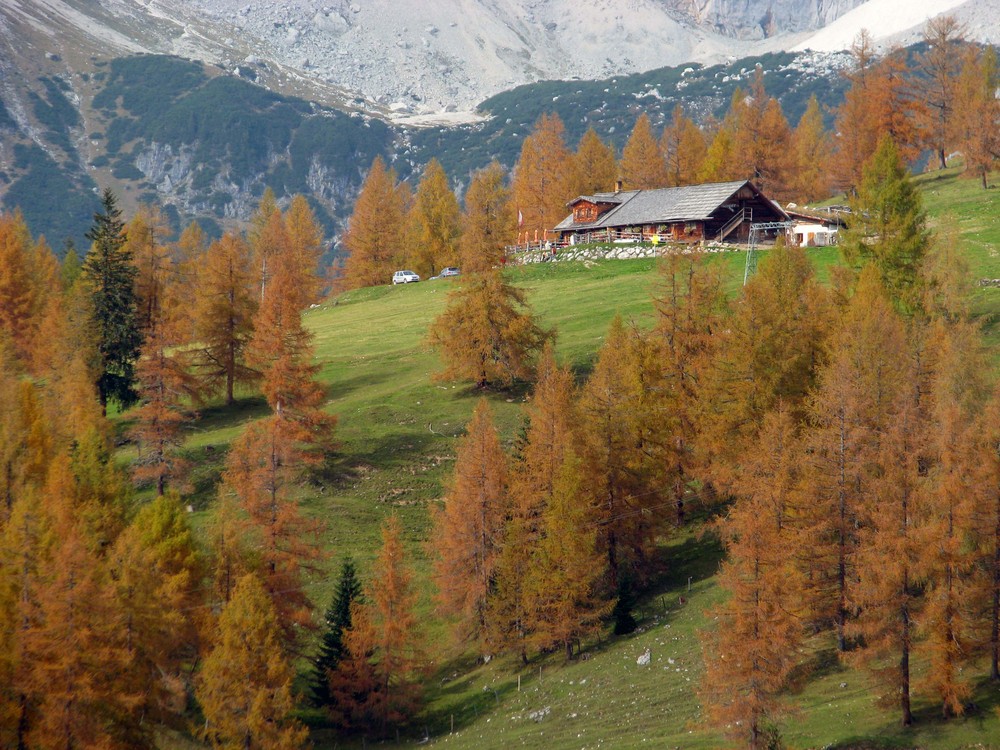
[673,0,868,38]
[169,0,872,113]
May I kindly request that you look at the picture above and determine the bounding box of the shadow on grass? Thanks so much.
[192,396,270,434]
[324,370,390,402]
[419,666,523,739]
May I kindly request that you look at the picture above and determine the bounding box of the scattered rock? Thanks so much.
[637,648,651,666]
[527,706,550,722]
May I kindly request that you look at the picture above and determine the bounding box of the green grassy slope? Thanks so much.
[171,169,1000,750]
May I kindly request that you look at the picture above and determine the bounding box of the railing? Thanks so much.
[716,208,749,242]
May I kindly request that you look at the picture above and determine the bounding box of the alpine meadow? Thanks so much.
[4,7,1000,750]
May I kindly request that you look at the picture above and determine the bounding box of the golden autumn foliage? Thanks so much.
[460,160,515,273]
[915,15,968,170]
[620,113,668,190]
[431,398,508,651]
[220,416,326,650]
[342,156,411,289]
[522,451,610,660]
[427,269,548,388]
[407,158,461,278]
[576,317,664,597]
[330,516,423,734]
[662,105,707,188]
[953,45,1000,189]
[570,127,618,197]
[487,343,575,659]
[700,409,803,750]
[834,35,921,193]
[789,95,832,203]
[511,113,574,238]
[189,232,259,404]
[0,213,59,371]
[247,260,336,456]
[196,574,307,750]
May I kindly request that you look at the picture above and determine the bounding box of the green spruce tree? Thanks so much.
[311,558,363,707]
[82,188,141,413]
[841,136,930,312]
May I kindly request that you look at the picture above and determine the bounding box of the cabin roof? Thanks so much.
[554,180,784,231]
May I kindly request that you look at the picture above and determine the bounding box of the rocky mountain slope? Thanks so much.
[0,0,994,256]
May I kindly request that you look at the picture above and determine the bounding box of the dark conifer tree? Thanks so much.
[82,189,141,413]
[311,558,362,707]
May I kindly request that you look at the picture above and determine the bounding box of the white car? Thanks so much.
[392,270,420,285]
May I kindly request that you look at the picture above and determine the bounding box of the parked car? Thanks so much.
[392,270,420,284]
[440,267,460,277]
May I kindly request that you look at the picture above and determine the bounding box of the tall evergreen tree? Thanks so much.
[841,136,930,312]
[82,188,141,413]
[311,558,363,707]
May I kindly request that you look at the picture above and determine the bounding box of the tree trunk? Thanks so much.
[938,148,947,171]
[901,596,912,726]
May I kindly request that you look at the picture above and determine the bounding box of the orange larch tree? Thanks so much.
[522,451,610,660]
[248,260,336,456]
[126,204,172,334]
[189,232,259,404]
[18,456,140,748]
[653,252,725,523]
[282,194,326,309]
[341,156,410,289]
[427,269,547,388]
[248,188,288,302]
[431,398,509,652]
[789,95,832,203]
[130,218,198,496]
[846,393,925,727]
[196,573,307,750]
[920,319,987,717]
[620,113,668,189]
[700,408,803,750]
[487,343,574,660]
[975,381,1000,681]
[331,516,423,735]
[662,105,707,187]
[107,492,204,727]
[220,416,326,650]
[834,35,921,193]
[953,46,1000,189]
[569,127,618,197]
[407,159,461,278]
[576,316,664,617]
[699,245,831,489]
[798,267,909,649]
[915,15,968,170]
[511,113,574,240]
[460,160,514,273]
[0,213,41,367]
[729,69,794,199]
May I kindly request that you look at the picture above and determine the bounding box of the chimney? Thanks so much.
[614,179,623,193]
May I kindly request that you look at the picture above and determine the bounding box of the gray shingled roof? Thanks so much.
[554,180,752,231]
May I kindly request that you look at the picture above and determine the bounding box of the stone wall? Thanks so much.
[512,241,744,265]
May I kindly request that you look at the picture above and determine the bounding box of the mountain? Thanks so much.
[0,0,993,256]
